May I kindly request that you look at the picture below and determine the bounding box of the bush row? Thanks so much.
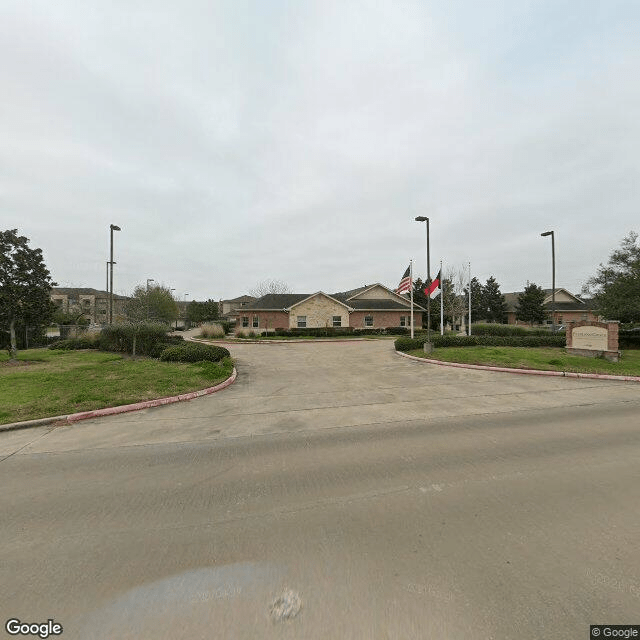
[394,334,567,352]
[470,323,559,336]
[271,326,411,337]
[159,343,230,362]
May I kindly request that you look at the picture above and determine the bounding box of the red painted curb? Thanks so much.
[65,368,237,423]
[395,351,640,382]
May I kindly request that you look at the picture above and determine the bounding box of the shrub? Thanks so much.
[49,336,99,350]
[200,323,225,338]
[234,328,248,338]
[394,334,566,352]
[219,321,234,335]
[98,322,172,356]
[159,342,230,363]
[619,328,640,350]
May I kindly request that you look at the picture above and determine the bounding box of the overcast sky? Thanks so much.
[2,1,638,300]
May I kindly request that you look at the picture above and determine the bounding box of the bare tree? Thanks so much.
[443,265,469,331]
[249,279,292,298]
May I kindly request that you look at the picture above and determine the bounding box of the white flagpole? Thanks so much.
[468,261,472,336]
[410,259,414,339]
[440,260,444,336]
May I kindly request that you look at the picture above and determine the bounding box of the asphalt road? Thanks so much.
[2,339,640,639]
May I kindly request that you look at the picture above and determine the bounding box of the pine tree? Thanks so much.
[484,276,508,323]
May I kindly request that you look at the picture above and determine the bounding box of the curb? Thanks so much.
[395,351,640,382]
[0,368,237,433]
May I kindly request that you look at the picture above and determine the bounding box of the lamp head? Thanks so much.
[415,216,429,222]
[541,231,553,237]
[110,224,121,231]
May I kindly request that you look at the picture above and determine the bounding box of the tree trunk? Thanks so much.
[9,316,17,361]
[132,333,137,357]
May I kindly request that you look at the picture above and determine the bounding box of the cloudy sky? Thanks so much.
[2,0,638,300]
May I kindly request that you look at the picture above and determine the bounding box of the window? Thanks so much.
[252,316,259,328]
[297,316,307,328]
[242,316,249,327]
[364,315,373,327]
[332,316,341,327]
[400,316,407,327]
[582,313,588,321]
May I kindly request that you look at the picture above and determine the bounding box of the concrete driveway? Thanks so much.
[2,340,640,639]
[3,338,638,455]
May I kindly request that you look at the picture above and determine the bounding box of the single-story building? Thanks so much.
[238,284,425,331]
[504,288,600,326]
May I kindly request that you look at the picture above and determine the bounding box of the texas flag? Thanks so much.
[425,269,441,298]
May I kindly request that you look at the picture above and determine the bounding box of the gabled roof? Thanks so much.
[288,292,353,311]
[504,289,592,312]
[222,295,256,304]
[242,294,311,310]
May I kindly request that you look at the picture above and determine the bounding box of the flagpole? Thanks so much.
[468,261,472,336]
[410,259,414,339]
[440,260,444,336]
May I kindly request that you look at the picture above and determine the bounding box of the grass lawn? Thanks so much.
[0,348,234,425]
[405,346,640,376]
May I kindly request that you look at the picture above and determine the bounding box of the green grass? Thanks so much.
[405,346,640,376]
[0,348,234,425]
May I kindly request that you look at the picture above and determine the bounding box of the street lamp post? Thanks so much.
[146,278,155,319]
[170,289,176,329]
[415,216,431,347]
[109,224,121,324]
[541,230,556,333]
[184,294,189,329]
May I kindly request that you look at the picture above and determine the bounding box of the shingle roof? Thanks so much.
[243,294,310,310]
[347,299,417,310]
[504,291,593,312]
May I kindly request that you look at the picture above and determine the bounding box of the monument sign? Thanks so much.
[566,321,620,362]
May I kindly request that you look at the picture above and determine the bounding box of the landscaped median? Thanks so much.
[394,336,640,378]
[0,347,234,426]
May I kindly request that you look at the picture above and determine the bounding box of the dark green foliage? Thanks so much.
[483,276,508,323]
[49,336,99,350]
[585,232,640,323]
[126,284,178,323]
[619,329,640,350]
[159,342,230,363]
[219,321,234,334]
[52,310,90,326]
[394,334,566,352]
[471,323,552,336]
[99,323,171,356]
[0,229,55,358]
[516,282,547,326]
[187,299,220,324]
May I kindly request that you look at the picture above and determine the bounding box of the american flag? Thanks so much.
[395,265,412,294]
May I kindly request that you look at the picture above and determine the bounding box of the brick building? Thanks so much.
[504,288,599,326]
[239,284,425,331]
[50,288,129,325]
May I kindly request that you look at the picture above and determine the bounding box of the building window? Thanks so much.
[400,316,407,327]
[364,315,373,327]
[332,316,341,327]
[297,316,307,328]
[252,316,259,328]
[242,316,249,327]
[582,313,588,321]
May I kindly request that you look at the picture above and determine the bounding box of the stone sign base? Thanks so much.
[566,347,620,363]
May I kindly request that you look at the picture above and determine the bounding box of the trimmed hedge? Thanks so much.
[272,326,411,337]
[619,329,640,350]
[394,334,566,352]
[159,342,230,363]
[470,323,556,336]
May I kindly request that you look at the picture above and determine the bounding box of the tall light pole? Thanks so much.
[109,224,121,324]
[146,279,155,319]
[184,293,189,329]
[541,230,555,333]
[415,216,431,346]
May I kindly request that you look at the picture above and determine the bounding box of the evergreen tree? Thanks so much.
[484,276,508,323]
[464,276,485,323]
[0,229,55,359]
[187,299,220,324]
[516,282,547,326]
